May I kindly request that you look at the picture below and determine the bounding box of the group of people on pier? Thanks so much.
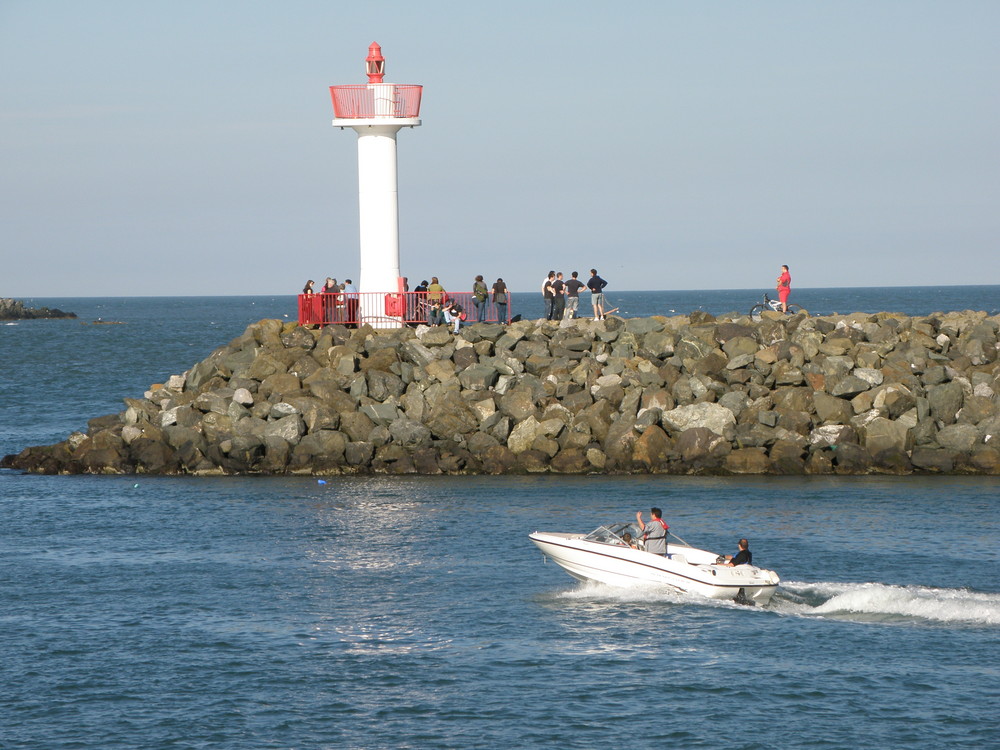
[300,274,510,330]
[541,269,609,321]
[302,277,359,328]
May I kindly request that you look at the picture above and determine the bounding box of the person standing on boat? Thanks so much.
[635,507,669,556]
[725,538,752,566]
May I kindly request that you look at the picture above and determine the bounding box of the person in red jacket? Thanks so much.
[776,264,792,313]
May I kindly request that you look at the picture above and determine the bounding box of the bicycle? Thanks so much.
[749,292,803,321]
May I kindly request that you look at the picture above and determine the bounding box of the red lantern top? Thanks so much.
[365,42,385,83]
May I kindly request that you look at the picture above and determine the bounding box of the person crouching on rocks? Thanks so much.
[444,301,464,333]
[427,299,444,327]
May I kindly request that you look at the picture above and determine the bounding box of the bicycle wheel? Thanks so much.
[749,304,767,322]
[785,304,803,315]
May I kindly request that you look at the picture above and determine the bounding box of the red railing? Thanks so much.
[298,291,512,328]
[329,84,423,119]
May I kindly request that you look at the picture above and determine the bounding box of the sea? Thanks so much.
[1,286,998,750]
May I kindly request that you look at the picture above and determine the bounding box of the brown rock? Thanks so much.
[632,425,672,470]
[725,448,770,474]
[910,447,956,473]
[551,448,590,473]
[769,439,806,474]
[516,449,551,473]
[830,443,870,473]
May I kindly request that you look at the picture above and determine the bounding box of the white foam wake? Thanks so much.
[778,581,1000,626]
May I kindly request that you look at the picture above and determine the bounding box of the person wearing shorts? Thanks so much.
[564,271,585,319]
[587,268,607,320]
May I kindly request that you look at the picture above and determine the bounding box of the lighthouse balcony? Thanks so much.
[330,84,422,119]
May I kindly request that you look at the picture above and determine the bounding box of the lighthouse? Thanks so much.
[330,43,422,327]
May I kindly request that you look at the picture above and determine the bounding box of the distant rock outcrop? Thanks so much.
[3,309,999,475]
[0,298,77,321]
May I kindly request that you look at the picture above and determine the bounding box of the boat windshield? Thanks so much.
[583,522,639,545]
[583,522,693,549]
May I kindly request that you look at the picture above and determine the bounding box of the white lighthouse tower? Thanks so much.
[330,42,422,327]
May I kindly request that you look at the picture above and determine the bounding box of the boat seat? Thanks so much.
[669,553,687,565]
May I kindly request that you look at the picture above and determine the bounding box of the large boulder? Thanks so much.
[661,402,736,439]
[863,417,913,455]
[927,381,964,424]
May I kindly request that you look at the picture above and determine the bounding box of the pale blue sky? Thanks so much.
[2,0,997,296]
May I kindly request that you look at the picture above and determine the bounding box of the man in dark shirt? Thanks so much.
[552,272,566,320]
[541,271,556,320]
[587,268,607,320]
[725,538,752,566]
[564,271,585,319]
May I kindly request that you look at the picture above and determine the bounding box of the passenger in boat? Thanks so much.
[621,532,638,549]
[724,539,752,566]
[635,507,669,556]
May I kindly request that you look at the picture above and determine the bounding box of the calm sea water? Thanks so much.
[2,288,999,749]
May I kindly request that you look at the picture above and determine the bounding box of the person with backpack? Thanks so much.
[472,274,489,322]
[492,278,509,324]
[635,507,669,556]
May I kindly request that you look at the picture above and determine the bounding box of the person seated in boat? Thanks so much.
[635,507,669,556]
[621,532,638,549]
[724,538,752,566]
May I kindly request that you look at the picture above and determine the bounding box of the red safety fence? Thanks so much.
[329,84,423,119]
[298,291,512,328]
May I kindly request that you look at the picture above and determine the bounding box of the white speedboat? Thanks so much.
[529,522,780,606]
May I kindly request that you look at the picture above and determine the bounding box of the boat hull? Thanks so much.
[529,531,779,605]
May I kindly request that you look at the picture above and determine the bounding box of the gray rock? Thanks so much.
[507,416,540,454]
[361,402,401,425]
[927,381,964,424]
[263,414,304,445]
[233,387,254,406]
[388,417,432,449]
[458,363,500,391]
[829,376,870,399]
[809,424,855,448]
[758,410,779,427]
[813,392,854,425]
[366,370,406,401]
[345,441,374,465]
[863,417,912,455]
[269,402,300,419]
[663,402,736,438]
[854,367,884,387]
[934,423,979,453]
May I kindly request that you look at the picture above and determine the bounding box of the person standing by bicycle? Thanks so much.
[776,264,792,313]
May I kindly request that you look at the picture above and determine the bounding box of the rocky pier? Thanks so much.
[3,309,1000,476]
[0,298,77,321]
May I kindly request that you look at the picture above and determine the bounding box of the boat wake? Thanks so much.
[544,580,1000,627]
[774,581,1000,626]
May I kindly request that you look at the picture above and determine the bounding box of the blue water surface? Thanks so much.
[1,474,997,749]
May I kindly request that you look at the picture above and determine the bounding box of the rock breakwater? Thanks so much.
[4,310,1000,476]
[1,298,76,320]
